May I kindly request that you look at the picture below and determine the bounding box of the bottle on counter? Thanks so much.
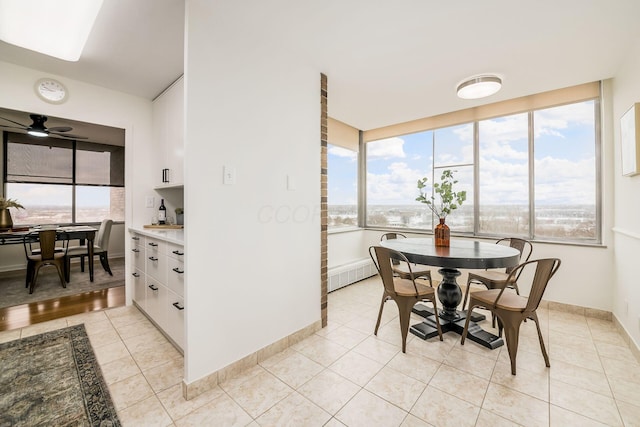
[158,199,166,225]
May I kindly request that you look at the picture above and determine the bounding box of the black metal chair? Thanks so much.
[23,229,68,294]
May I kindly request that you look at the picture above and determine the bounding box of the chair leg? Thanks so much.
[25,262,34,289]
[460,302,476,345]
[461,278,473,310]
[428,298,443,341]
[530,312,550,368]
[30,264,44,294]
[396,297,415,353]
[54,263,66,289]
[80,255,85,272]
[374,294,388,335]
[496,311,522,375]
[100,252,113,275]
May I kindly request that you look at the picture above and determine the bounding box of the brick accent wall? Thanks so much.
[320,73,328,327]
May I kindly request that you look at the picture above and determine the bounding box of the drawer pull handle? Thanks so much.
[132,248,140,253]
[148,284,158,291]
[172,267,184,274]
[132,272,140,278]
[148,256,158,261]
[172,302,185,310]
[172,250,184,256]
[132,236,140,240]
[148,242,158,247]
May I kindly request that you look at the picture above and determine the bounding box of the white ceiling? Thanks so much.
[1,0,640,134]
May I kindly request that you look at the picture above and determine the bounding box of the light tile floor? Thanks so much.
[2,276,640,426]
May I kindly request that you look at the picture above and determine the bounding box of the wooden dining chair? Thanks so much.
[369,245,443,352]
[23,230,69,294]
[461,258,561,375]
[380,233,433,286]
[462,237,533,313]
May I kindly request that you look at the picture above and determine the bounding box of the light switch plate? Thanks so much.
[145,196,155,208]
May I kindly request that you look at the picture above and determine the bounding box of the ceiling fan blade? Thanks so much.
[51,132,88,139]
[0,115,28,129]
[0,124,27,131]
[48,126,73,132]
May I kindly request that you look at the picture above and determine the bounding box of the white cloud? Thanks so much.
[367,161,425,203]
[328,145,357,160]
[367,137,406,159]
[535,102,594,139]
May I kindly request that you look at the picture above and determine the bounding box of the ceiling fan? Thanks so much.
[0,114,88,139]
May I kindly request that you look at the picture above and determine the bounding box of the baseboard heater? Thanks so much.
[328,258,377,292]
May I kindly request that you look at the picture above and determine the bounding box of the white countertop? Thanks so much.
[129,226,184,245]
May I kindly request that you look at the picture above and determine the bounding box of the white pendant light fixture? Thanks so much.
[0,0,103,62]
[456,75,502,99]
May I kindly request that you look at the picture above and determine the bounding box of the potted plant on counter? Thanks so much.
[416,170,466,247]
[175,207,184,226]
[0,197,25,231]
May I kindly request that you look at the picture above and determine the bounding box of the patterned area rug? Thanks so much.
[0,324,120,426]
[0,257,124,309]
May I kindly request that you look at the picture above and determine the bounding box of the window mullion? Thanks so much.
[473,121,479,235]
[528,112,535,240]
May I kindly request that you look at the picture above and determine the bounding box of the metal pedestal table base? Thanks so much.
[411,304,504,350]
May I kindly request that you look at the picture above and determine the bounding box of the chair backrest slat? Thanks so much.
[369,245,417,297]
[497,237,533,275]
[37,230,58,260]
[506,258,560,312]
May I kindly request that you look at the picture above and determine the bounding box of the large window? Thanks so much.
[365,98,600,243]
[328,144,358,229]
[4,133,125,225]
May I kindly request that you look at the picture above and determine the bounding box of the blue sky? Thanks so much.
[329,100,596,206]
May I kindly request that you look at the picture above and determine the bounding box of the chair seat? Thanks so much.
[66,245,104,256]
[393,277,435,297]
[27,252,66,262]
[468,270,514,286]
[392,263,431,279]
[471,289,528,312]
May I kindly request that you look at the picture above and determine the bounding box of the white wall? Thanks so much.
[184,1,321,384]
[611,38,640,348]
[0,60,156,302]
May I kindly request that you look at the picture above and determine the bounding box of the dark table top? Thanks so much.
[380,237,521,270]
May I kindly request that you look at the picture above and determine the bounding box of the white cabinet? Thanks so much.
[130,231,185,351]
[153,76,184,188]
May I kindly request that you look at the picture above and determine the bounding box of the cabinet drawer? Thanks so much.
[146,249,167,284]
[166,291,184,349]
[132,269,146,308]
[167,243,184,261]
[131,244,145,272]
[167,258,184,297]
[145,278,167,329]
[145,237,167,255]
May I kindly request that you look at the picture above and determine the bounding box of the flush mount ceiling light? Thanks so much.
[456,75,502,100]
[0,0,103,62]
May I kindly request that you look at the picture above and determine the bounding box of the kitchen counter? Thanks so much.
[128,226,184,245]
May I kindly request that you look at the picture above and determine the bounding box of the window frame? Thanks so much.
[2,132,125,225]
[361,96,602,245]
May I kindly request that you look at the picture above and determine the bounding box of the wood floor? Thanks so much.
[0,286,125,331]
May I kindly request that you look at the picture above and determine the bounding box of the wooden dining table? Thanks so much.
[380,237,521,349]
[0,225,98,281]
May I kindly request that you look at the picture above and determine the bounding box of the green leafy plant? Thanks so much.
[416,169,467,219]
[175,207,184,215]
[0,197,24,210]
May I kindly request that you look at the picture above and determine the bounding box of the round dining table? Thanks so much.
[380,237,520,349]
